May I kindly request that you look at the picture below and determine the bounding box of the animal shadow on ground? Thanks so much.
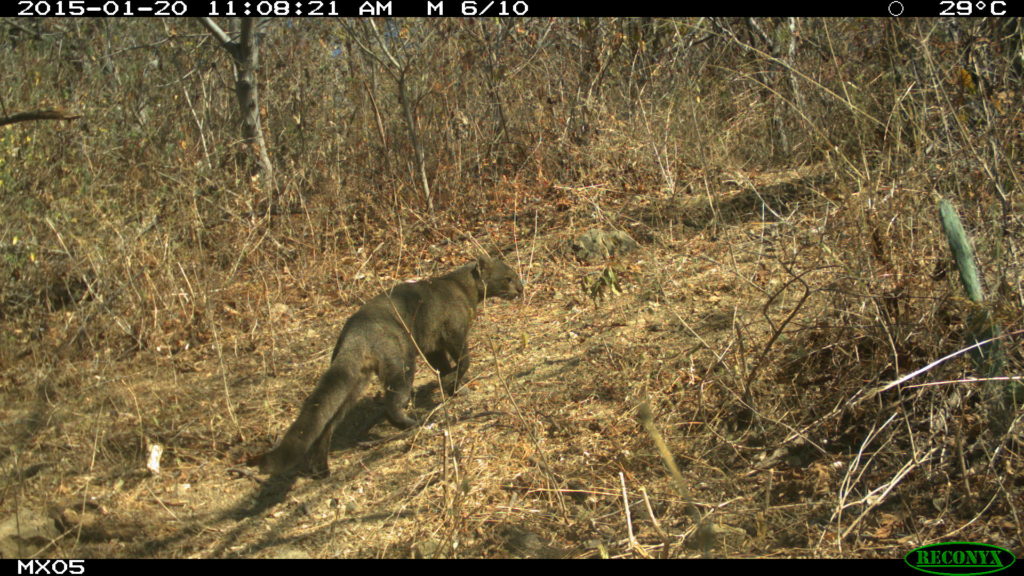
[236,378,449,518]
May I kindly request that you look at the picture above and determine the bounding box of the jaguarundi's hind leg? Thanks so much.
[425,351,457,390]
[303,400,346,478]
[381,359,418,429]
[295,363,367,477]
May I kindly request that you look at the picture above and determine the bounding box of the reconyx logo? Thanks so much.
[905,542,1016,576]
[16,560,85,575]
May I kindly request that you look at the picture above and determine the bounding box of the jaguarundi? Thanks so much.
[252,255,523,477]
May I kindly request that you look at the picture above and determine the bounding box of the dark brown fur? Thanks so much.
[253,256,522,477]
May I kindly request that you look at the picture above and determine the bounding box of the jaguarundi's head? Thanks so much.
[475,255,523,300]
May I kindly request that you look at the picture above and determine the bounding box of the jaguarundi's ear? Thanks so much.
[474,254,494,278]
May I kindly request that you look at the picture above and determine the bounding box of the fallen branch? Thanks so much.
[0,108,82,127]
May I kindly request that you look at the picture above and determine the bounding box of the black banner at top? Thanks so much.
[5,0,1019,17]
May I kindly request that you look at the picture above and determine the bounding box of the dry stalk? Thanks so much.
[640,486,673,558]
[838,446,938,544]
[619,472,641,555]
[637,401,713,555]
[851,330,1023,407]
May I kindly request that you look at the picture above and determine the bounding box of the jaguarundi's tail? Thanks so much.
[250,360,368,476]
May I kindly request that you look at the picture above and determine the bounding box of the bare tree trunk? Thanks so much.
[397,71,432,212]
[234,19,274,189]
[198,17,275,191]
[343,18,433,211]
[477,20,512,151]
[745,17,801,161]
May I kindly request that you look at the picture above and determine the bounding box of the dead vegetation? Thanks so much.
[1,18,1022,558]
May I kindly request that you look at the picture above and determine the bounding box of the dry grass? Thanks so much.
[4,170,1021,558]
